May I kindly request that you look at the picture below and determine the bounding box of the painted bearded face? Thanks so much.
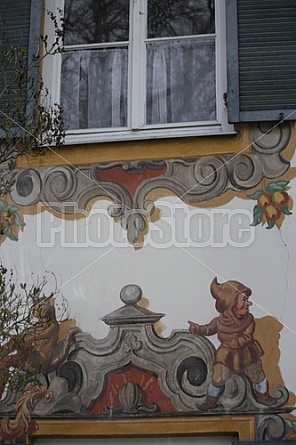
[233,293,252,318]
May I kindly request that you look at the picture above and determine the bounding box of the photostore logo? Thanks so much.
[36,202,255,248]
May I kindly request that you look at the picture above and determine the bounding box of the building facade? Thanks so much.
[1,0,296,443]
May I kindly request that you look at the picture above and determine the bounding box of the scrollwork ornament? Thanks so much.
[227,154,262,189]
[271,385,290,406]
[121,212,147,244]
[108,202,126,218]
[10,168,42,206]
[9,121,292,244]
[257,414,286,441]
[177,356,208,398]
[43,167,77,202]
[252,121,291,155]
[121,201,155,244]
[220,374,248,410]
[123,333,143,354]
[193,155,228,189]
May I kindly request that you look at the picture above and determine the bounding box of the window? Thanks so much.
[3,1,296,143]
[44,0,234,143]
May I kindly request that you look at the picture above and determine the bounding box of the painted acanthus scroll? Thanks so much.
[10,122,292,244]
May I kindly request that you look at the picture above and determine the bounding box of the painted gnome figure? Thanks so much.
[188,277,278,411]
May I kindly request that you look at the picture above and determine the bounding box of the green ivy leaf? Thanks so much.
[250,205,265,226]
[281,204,293,216]
[266,219,275,230]
[266,180,289,194]
[247,190,264,200]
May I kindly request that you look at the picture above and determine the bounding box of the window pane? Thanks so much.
[61,49,128,129]
[64,0,130,45]
[148,0,215,38]
[146,39,216,125]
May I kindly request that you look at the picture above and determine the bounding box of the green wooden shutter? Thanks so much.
[0,0,42,128]
[0,0,31,45]
[226,0,296,123]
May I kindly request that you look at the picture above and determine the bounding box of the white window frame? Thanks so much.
[43,0,234,145]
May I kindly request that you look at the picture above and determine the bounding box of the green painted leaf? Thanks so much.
[285,419,292,427]
[8,205,20,213]
[0,200,8,211]
[247,190,264,200]
[13,213,26,227]
[266,180,289,194]
[4,226,18,241]
[8,233,19,241]
[266,220,275,230]
[250,205,265,226]
[285,419,296,429]
[281,204,292,216]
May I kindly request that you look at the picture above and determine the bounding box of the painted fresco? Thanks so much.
[2,0,296,441]
[0,121,296,443]
[10,122,293,246]
[0,281,293,442]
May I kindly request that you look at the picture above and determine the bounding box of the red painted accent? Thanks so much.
[96,165,167,198]
[89,363,176,414]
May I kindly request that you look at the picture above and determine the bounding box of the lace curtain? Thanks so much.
[61,39,216,130]
[146,39,216,125]
[61,48,128,129]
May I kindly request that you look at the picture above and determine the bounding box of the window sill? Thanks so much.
[64,124,236,145]
[16,124,250,169]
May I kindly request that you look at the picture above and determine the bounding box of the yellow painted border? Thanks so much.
[28,416,256,443]
[18,125,250,168]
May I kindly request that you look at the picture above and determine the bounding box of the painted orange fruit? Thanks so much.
[273,191,289,208]
[257,192,273,208]
[265,205,281,221]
